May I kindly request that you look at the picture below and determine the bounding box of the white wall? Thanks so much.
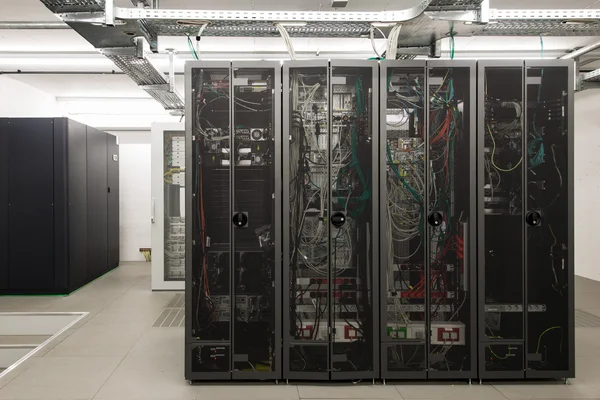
[575,89,600,281]
[0,76,62,117]
[112,131,152,262]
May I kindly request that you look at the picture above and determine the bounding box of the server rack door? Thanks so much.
[329,61,378,380]
[8,119,56,292]
[151,124,185,290]
[425,62,476,378]
[0,120,8,290]
[86,127,108,281]
[107,133,119,271]
[477,61,526,379]
[67,119,88,290]
[163,129,186,284]
[524,61,574,379]
[380,61,428,379]
[283,62,330,380]
[231,62,281,379]
[187,64,232,380]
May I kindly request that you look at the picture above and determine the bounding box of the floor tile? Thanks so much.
[196,385,299,400]
[491,381,600,399]
[126,328,183,361]
[0,357,121,400]
[93,353,195,400]
[298,385,400,399]
[575,277,600,294]
[576,295,600,310]
[394,383,507,400]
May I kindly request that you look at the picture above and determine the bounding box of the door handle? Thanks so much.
[427,211,444,227]
[525,210,542,227]
[331,212,346,228]
[232,212,248,228]
[151,197,155,223]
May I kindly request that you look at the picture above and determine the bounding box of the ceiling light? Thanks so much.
[277,22,308,27]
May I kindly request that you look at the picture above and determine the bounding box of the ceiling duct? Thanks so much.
[101,38,183,115]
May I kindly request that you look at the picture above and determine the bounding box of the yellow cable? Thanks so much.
[487,124,523,172]
[536,326,562,354]
[488,345,512,360]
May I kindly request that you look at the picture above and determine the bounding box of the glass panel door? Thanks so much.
[163,130,186,282]
[382,65,427,374]
[480,64,525,374]
[427,65,473,373]
[231,66,278,376]
[329,65,375,375]
[525,65,570,373]
[285,65,330,376]
[190,66,231,356]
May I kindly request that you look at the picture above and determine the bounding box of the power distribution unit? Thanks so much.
[477,60,574,380]
[185,61,282,381]
[151,122,185,291]
[379,60,477,380]
[0,118,119,294]
[282,60,379,381]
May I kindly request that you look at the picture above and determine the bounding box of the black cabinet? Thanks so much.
[0,118,119,294]
[379,60,477,380]
[185,62,282,381]
[477,60,574,380]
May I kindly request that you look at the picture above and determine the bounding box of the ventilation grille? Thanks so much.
[41,0,105,13]
[153,293,185,328]
[576,309,600,328]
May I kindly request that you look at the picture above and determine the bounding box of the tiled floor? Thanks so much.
[0,262,599,400]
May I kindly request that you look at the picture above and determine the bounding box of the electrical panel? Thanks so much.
[185,62,281,381]
[478,60,574,380]
[379,61,477,380]
[282,61,379,381]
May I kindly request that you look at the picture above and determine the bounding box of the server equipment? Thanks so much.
[282,60,379,380]
[0,118,119,294]
[379,60,477,380]
[152,122,185,290]
[477,60,574,380]
[185,61,282,380]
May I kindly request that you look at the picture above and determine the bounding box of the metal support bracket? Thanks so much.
[105,0,115,26]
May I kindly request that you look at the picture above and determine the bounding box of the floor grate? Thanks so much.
[575,309,600,328]
[153,293,185,328]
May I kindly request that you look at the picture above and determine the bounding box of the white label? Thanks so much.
[331,76,346,85]
[233,77,249,86]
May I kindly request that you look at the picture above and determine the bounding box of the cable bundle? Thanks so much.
[274,23,296,60]
[386,24,403,60]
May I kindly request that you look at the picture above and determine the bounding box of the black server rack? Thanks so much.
[282,60,379,381]
[185,61,282,381]
[379,60,477,380]
[477,60,575,380]
[0,118,119,294]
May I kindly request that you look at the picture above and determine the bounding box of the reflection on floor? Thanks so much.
[0,262,599,400]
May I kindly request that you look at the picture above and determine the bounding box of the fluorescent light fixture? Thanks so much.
[277,22,308,27]
[371,22,396,28]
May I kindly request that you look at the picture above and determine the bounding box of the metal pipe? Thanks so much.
[560,39,600,59]
[0,21,69,29]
